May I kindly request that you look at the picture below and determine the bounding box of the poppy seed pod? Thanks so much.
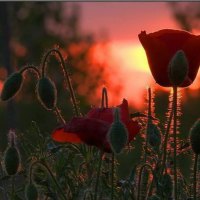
[1,72,23,101]
[4,146,20,176]
[36,77,57,110]
[190,119,200,154]
[107,108,128,154]
[25,183,38,200]
[168,50,189,86]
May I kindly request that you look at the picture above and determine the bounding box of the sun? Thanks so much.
[109,41,150,73]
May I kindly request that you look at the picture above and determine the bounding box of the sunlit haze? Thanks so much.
[73,2,200,109]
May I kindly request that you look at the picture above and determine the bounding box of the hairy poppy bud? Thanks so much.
[36,77,57,110]
[190,119,200,154]
[1,72,23,101]
[107,108,128,154]
[4,146,20,176]
[147,123,161,149]
[4,130,20,176]
[168,50,189,86]
[25,183,38,200]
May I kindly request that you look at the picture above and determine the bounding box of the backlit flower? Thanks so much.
[138,29,200,87]
[52,99,140,152]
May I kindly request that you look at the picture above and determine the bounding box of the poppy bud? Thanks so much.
[147,195,160,200]
[25,183,38,200]
[147,123,161,149]
[4,130,20,176]
[107,108,128,154]
[4,146,20,176]
[36,77,57,110]
[1,72,23,101]
[162,173,173,197]
[190,119,200,154]
[168,50,189,86]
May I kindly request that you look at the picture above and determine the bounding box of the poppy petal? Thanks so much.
[52,117,111,151]
[126,120,141,142]
[138,29,200,87]
[87,99,129,124]
[52,127,82,143]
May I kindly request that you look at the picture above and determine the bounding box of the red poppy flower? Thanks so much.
[51,99,140,152]
[138,29,200,87]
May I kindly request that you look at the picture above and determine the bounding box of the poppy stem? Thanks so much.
[29,160,68,200]
[173,86,178,200]
[11,176,15,198]
[19,65,41,79]
[137,163,154,200]
[101,87,108,108]
[41,48,80,117]
[20,64,66,125]
[144,87,152,162]
[193,153,198,200]
[94,151,104,200]
[161,99,174,175]
[111,153,115,200]
[54,106,66,125]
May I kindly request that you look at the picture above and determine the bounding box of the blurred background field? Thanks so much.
[0,2,200,180]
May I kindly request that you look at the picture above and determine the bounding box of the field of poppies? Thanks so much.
[0,29,200,200]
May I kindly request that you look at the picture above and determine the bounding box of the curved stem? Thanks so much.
[146,160,162,198]
[173,86,178,200]
[193,154,198,200]
[19,65,41,78]
[101,87,108,108]
[20,64,66,125]
[94,152,104,200]
[111,153,115,200]
[137,163,154,200]
[29,160,67,200]
[54,106,66,125]
[144,87,152,162]
[41,48,79,117]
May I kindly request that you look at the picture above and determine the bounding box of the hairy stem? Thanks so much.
[11,176,15,198]
[94,152,104,200]
[144,87,152,162]
[173,86,178,200]
[161,93,174,175]
[54,107,66,125]
[111,153,115,200]
[41,48,79,117]
[137,163,154,200]
[193,154,198,200]
[20,65,41,78]
[29,160,68,200]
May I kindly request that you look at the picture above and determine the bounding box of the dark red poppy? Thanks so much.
[52,99,140,152]
[138,29,200,87]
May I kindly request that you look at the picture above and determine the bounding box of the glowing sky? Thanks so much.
[73,2,200,109]
[79,2,178,41]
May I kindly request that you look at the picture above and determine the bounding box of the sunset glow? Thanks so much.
[109,41,150,73]
[89,40,200,109]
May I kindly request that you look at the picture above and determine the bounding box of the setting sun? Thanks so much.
[110,41,150,73]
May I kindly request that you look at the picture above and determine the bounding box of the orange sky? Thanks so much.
[75,2,200,109]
